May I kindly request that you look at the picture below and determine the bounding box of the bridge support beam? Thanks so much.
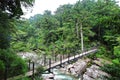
[48,58,51,73]
[32,62,34,80]
[44,54,46,66]
[28,60,31,71]
[68,53,70,63]
[60,55,62,67]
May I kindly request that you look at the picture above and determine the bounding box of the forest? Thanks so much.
[0,0,120,80]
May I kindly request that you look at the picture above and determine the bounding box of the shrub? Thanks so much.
[101,64,120,80]
[0,49,27,78]
[36,66,45,75]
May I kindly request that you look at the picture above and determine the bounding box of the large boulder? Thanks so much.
[74,60,88,75]
[83,65,110,80]
[74,59,89,75]
[66,59,88,76]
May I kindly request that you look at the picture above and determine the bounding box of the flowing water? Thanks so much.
[42,69,78,80]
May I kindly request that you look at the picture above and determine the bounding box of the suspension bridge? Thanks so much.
[8,47,98,80]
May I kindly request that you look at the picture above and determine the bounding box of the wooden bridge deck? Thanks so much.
[8,48,98,80]
[45,48,97,70]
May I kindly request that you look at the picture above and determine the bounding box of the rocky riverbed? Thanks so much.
[65,58,111,80]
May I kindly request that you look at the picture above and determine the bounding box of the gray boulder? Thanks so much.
[83,65,110,80]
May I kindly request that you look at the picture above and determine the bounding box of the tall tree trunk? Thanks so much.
[76,19,79,38]
[80,23,84,51]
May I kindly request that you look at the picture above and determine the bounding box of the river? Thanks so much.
[42,68,79,80]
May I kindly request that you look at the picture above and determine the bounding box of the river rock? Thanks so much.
[83,65,110,80]
[83,74,94,80]
[65,59,88,77]
[66,64,74,73]
[84,58,91,63]
[93,58,112,67]
[85,68,99,78]
[70,67,76,75]
[74,60,87,75]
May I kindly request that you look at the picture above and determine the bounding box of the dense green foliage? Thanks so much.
[0,0,120,79]
[0,0,34,79]
[101,64,120,80]
[0,49,27,79]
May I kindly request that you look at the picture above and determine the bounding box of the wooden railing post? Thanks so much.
[63,53,64,59]
[32,62,35,80]
[68,53,70,63]
[54,53,56,62]
[74,53,75,60]
[60,55,62,67]
[49,58,51,72]
[28,60,31,71]
[44,54,46,66]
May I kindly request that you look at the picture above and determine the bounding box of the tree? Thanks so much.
[0,0,34,49]
[72,0,96,50]
[0,0,34,18]
[92,0,120,51]
[0,0,34,79]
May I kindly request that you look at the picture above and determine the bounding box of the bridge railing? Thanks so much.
[27,46,98,70]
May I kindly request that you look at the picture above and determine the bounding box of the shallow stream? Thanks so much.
[42,69,79,80]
